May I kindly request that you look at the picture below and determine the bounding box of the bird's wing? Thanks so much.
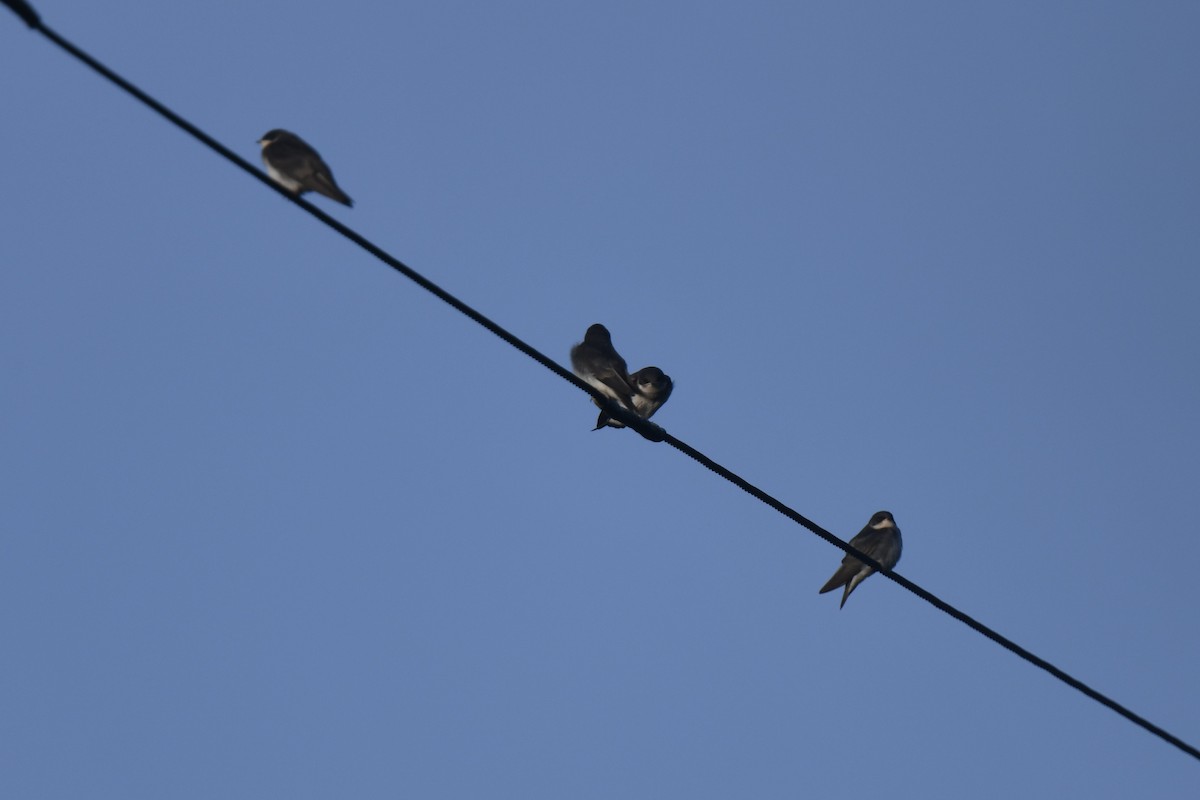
[592,366,635,407]
[308,163,352,205]
[819,560,860,594]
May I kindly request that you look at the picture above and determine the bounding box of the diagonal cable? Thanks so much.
[4,0,1197,763]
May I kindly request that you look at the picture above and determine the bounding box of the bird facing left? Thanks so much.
[258,129,353,207]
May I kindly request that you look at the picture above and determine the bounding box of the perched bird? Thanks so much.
[596,366,673,430]
[571,324,636,419]
[819,510,903,609]
[258,129,353,207]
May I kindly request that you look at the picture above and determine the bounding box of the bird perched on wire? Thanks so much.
[570,324,637,419]
[596,365,673,430]
[258,129,353,207]
[819,510,903,608]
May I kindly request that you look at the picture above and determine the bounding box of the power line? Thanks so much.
[5,0,1198,764]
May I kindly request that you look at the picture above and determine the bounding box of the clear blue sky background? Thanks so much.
[3,2,1198,797]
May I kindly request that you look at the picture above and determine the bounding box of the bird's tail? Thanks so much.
[818,566,852,595]
[324,186,353,207]
[593,409,623,430]
[313,174,353,207]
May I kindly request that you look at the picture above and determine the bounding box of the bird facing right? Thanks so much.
[819,510,903,609]
[258,129,353,207]
[596,365,673,429]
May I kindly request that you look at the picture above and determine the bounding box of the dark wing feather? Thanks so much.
[819,560,860,594]
[307,162,353,206]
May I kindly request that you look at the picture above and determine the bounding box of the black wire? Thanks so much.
[6,2,1198,763]
[661,433,1200,759]
[2,0,38,28]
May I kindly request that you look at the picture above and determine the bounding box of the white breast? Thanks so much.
[265,160,302,192]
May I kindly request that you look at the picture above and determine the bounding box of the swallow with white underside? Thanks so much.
[258,129,353,207]
[595,366,673,430]
[570,324,637,423]
[819,510,903,608]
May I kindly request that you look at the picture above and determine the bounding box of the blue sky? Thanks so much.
[3,1,1199,797]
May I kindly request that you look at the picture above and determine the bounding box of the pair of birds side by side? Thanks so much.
[258,129,353,207]
[570,323,674,431]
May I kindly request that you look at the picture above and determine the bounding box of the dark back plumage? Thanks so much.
[819,511,903,608]
[259,129,353,207]
[571,323,637,421]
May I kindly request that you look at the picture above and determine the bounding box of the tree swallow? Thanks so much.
[819,510,903,609]
[571,324,637,420]
[596,365,673,429]
[258,129,353,207]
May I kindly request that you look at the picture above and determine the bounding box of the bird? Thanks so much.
[570,324,637,420]
[819,510,903,608]
[257,129,353,207]
[595,366,673,429]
